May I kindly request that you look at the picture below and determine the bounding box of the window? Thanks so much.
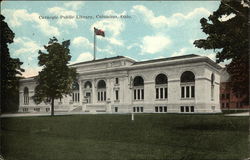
[180,71,195,99]
[211,73,215,100]
[155,74,168,100]
[226,93,230,99]
[181,87,185,98]
[159,106,163,112]
[115,107,118,112]
[34,108,40,112]
[226,103,229,108]
[23,108,28,112]
[221,94,225,99]
[164,106,167,112]
[23,87,29,105]
[115,90,119,100]
[133,106,144,113]
[85,81,92,88]
[97,80,106,102]
[180,106,184,112]
[133,76,144,100]
[72,82,80,103]
[155,106,167,113]
[140,107,143,112]
[222,103,224,108]
[236,102,239,108]
[46,108,50,112]
[190,106,194,112]
[155,107,158,112]
[180,106,195,113]
[115,78,119,84]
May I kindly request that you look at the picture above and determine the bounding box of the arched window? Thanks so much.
[155,74,168,99]
[211,73,215,100]
[97,80,106,101]
[181,71,195,83]
[23,87,29,105]
[180,71,195,99]
[133,76,144,100]
[84,81,92,89]
[72,81,79,103]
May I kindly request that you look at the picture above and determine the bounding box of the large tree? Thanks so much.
[0,15,24,113]
[194,0,249,103]
[33,37,77,116]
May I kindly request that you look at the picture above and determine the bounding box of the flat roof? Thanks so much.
[133,54,200,65]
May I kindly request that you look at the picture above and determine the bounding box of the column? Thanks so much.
[79,80,83,104]
[92,79,96,104]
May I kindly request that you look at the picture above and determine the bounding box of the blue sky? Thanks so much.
[2,1,221,77]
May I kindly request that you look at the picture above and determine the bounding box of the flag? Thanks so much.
[94,27,105,37]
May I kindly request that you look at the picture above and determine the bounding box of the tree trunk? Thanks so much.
[51,97,54,116]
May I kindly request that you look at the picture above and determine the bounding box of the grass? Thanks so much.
[1,114,249,160]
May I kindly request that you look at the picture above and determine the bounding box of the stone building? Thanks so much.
[220,68,249,110]
[19,54,222,113]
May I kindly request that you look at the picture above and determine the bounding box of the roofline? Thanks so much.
[69,56,136,67]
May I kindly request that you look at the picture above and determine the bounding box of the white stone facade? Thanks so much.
[19,54,222,113]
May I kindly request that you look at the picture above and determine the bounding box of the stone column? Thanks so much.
[79,80,83,105]
[92,79,96,104]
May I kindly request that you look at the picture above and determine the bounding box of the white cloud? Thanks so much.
[2,9,60,36]
[64,2,85,10]
[72,37,93,48]
[131,5,211,28]
[73,52,93,63]
[127,43,140,50]
[106,37,123,46]
[141,35,171,54]
[90,10,126,37]
[47,7,78,27]
[14,37,42,61]
[97,46,116,55]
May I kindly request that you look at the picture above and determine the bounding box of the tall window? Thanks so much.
[133,76,144,100]
[97,80,106,101]
[23,87,29,105]
[72,81,79,103]
[180,71,195,99]
[155,74,168,99]
[115,78,119,84]
[115,90,119,100]
[211,73,215,100]
[84,81,92,103]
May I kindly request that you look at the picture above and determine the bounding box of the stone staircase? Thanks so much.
[70,105,82,112]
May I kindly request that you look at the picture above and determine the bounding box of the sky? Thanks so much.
[2,1,222,77]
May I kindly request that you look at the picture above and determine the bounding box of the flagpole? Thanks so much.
[93,28,96,60]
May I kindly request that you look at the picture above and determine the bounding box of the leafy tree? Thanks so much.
[0,14,24,113]
[194,0,249,103]
[33,37,77,116]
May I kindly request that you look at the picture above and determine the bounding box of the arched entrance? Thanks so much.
[84,81,92,103]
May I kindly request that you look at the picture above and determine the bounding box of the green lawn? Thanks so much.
[1,114,249,160]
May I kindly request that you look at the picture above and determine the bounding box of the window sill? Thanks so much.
[155,99,168,101]
[180,98,195,100]
[114,100,120,102]
[133,100,144,102]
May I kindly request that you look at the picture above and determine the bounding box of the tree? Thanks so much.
[33,37,77,116]
[0,14,24,113]
[194,0,249,103]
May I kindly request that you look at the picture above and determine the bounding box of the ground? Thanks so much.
[1,114,249,160]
